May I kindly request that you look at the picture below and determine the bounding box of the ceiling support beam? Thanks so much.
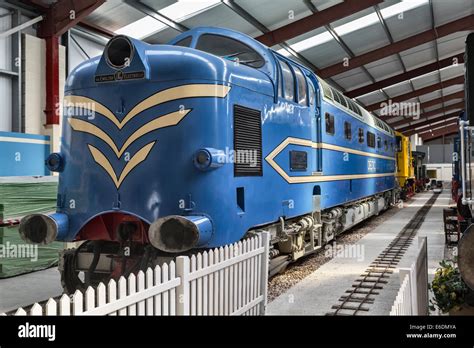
[318,14,474,78]
[78,19,114,38]
[418,90,464,109]
[420,123,459,141]
[345,53,465,98]
[399,111,461,134]
[388,102,464,129]
[255,0,382,47]
[367,75,464,112]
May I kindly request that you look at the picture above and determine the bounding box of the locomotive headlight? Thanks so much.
[193,148,225,171]
[105,36,134,69]
[45,153,64,172]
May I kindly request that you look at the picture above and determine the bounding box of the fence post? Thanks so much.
[418,236,428,315]
[259,232,270,315]
[399,268,412,315]
[176,255,190,315]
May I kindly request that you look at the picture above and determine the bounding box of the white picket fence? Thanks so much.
[5,232,270,316]
[390,236,428,315]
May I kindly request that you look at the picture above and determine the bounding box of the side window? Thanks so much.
[280,60,295,101]
[325,113,335,135]
[377,136,382,148]
[195,34,265,68]
[174,36,192,47]
[294,67,308,105]
[384,140,388,151]
[367,132,375,148]
[308,81,315,105]
[344,121,352,140]
[358,128,364,143]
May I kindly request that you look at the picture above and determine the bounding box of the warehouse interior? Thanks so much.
[0,0,474,331]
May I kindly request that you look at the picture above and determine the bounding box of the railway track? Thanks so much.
[327,193,438,316]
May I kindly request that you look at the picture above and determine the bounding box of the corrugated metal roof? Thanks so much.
[78,0,472,135]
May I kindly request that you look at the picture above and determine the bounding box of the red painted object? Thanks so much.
[44,36,60,125]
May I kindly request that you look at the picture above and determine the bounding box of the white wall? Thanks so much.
[23,34,66,152]
[425,163,453,182]
[0,7,12,131]
[69,31,105,74]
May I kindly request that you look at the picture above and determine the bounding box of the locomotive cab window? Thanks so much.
[195,34,265,68]
[358,128,364,143]
[384,140,388,151]
[325,113,335,135]
[174,36,192,47]
[279,60,295,101]
[367,131,375,148]
[396,136,402,152]
[294,67,308,105]
[377,136,382,149]
[344,121,352,140]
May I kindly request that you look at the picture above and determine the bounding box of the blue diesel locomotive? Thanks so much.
[20,27,397,291]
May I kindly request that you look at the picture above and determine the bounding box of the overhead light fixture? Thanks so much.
[277,0,429,55]
[116,0,220,39]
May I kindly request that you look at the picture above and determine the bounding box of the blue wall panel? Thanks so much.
[0,131,50,176]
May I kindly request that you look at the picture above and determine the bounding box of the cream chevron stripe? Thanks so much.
[68,109,190,158]
[120,84,231,127]
[64,84,231,129]
[88,142,155,188]
[266,137,396,184]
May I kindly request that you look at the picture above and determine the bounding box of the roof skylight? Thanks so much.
[279,0,429,56]
[116,0,220,39]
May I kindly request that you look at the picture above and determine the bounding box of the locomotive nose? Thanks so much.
[19,213,69,245]
[148,215,213,253]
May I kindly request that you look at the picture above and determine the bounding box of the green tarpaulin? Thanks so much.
[0,177,63,278]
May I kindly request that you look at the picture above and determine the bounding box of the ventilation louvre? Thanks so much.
[233,105,263,177]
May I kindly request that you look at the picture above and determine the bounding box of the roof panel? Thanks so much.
[437,31,471,58]
[399,41,436,69]
[419,90,441,102]
[364,54,404,81]
[341,22,390,56]
[85,1,147,31]
[311,0,344,11]
[383,80,412,97]
[439,64,464,79]
[302,39,347,69]
[331,67,370,91]
[411,71,439,89]
[383,3,432,42]
[433,0,474,26]
[236,0,313,31]
[357,90,387,105]
[179,4,262,36]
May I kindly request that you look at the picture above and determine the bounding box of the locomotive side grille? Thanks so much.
[233,105,263,177]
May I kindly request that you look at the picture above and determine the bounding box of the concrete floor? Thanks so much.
[0,267,63,313]
[267,191,448,315]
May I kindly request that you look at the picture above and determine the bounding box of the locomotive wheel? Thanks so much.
[60,246,110,294]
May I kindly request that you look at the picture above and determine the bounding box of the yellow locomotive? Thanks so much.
[395,131,415,199]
